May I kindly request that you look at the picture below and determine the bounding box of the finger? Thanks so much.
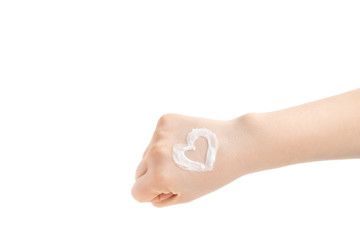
[135,159,147,180]
[151,193,179,208]
[160,192,174,201]
[151,192,175,202]
[141,129,163,159]
[131,172,158,203]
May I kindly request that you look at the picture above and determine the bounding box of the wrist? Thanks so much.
[229,113,271,176]
[231,112,304,176]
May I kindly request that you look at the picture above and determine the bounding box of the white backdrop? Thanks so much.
[0,1,359,239]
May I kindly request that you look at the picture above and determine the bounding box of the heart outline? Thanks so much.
[172,128,218,172]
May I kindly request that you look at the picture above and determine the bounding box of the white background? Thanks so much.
[0,0,359,239]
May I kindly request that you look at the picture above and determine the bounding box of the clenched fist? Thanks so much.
[131,113,258,207]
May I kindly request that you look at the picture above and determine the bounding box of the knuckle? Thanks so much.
[153,129,167,140]
[157,113,176,127]
[147,143,167,158]
[135,164,147,180]
[142,148,148,159]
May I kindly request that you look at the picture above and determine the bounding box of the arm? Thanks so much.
[131,89,360,207]
[249,88,360,173]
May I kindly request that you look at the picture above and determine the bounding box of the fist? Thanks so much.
[131,114,253,207]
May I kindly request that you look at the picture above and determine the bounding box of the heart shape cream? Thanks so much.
[172,128,218,172]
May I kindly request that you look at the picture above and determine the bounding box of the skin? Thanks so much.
[131,89,360,207]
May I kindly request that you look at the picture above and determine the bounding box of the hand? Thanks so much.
[131,113,256,207]
[132,89,360,207]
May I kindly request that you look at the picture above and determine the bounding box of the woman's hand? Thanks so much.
[131,113,258,207]
[132,89,360,207]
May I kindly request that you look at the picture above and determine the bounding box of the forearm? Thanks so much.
[239,89,360,174]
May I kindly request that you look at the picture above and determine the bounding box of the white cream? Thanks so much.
[172,128,218,172]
